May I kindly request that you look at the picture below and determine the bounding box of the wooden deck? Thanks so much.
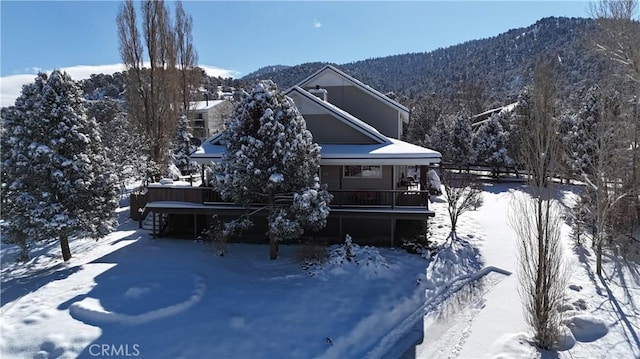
[140,185,432,214]
[132,185,435,244]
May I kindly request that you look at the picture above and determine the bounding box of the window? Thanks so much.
[343,165,382,178]
[193,120,205,128]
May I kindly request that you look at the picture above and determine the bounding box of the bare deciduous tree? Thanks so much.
[589,0,640,84]
[509,192,569,349]
[569,87,633,275]
[117,0,180,172]
[589,0,640,229]
[511,59,569,349]
[441,170,483,240]
[174,1,200,114]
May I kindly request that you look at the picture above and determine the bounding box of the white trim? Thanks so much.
[192,138,442,166]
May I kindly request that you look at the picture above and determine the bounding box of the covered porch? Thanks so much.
[134,135,441,245]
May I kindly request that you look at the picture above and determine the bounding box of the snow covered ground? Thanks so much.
[1,183,639,359]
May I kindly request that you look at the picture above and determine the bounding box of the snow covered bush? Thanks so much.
[423,239,482,291]
[400,218,435,258]
[1,71,119,261]
[306,235,392,278]
[295,241,329,271]
[212,80,332,259]
[165,162,182,180]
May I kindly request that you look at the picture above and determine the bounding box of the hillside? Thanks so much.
[243,17,610,104]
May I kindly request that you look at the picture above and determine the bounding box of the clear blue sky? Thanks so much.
[0,1,591,105]
[1,1,593,76]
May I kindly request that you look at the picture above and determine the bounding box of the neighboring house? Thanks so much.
[138,65,442,245]
[188,99,233,140]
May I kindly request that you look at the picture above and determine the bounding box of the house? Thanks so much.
[188,98,233,140]
[137,65,441,245]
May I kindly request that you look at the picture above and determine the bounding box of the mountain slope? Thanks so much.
[243,17,608,103]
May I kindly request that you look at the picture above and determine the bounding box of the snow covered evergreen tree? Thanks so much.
[473,113,514,177]
[1,71,119,261]
[172,114,198,175]
[405,95,445,146]
[213,80,332,259]
[428,114,454,158]
[563,85,631,275]
[448,114,476,168]
[87,98,151,187]
[429,113,475,167]
[564,86,604,176]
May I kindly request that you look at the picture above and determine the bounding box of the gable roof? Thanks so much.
[284,86,389,144]
[191,85,441,166]
[295,65,409,115]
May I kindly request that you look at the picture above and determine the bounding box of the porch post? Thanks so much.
[201,164,205,185]
[392,165,396,208]
[420,165,427,191]
[390,218,396,247]
[194,214,198,239]
[152,211,156,239]
[392,165,397,190]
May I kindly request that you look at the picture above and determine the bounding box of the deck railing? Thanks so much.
[145,186,430,210]
[329,189,429,209]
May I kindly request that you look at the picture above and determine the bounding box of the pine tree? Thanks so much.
[429,113,475,168]
[448,114,476,168]
[564,85,630,275]
[87,99,151,186]
[172,115,198,175]
[405,95,444,146]
[428,114,454,158]
[566,86,606,176]
[1,71,119,262]
[473,113,514,177]
[213,80,332,259]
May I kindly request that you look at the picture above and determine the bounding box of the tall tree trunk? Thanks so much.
[596,241,603,275]
[60,235,72,261]
[268,193,278,260]
[269,231,278,260]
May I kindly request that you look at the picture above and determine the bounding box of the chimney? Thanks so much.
[204,93,209,106]
[309,84,328,101]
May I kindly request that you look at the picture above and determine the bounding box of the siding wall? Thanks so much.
[318,85,400,139]
[304,114,377,144]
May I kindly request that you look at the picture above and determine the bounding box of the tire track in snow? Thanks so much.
[368,266,511,359]
[416,271,506,359]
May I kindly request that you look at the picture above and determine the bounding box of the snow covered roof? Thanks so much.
[319,139,441,165]
[285,86,389,144]
[295,65,410,116]
[192,137,441,166]
[191,84,440,166]
[190,100,227,111]
[471,102,518,126]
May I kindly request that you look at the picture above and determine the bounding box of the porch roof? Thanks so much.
[191,138,441,166]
